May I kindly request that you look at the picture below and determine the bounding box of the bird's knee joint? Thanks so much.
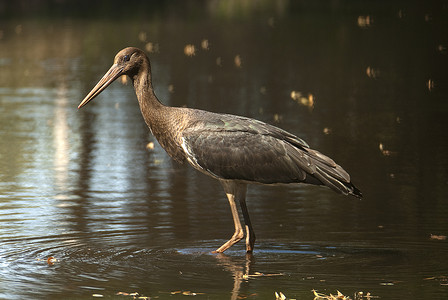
[234,229,244,241]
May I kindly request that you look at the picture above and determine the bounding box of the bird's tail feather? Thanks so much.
[312,164,362,198]
[289,146,362,198]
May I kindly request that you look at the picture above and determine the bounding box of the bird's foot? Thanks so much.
[212,229,244,253]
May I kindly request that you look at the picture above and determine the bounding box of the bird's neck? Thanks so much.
[132,67,186,163]
[132,68,165,128]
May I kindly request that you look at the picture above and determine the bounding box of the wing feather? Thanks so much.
[179,111,361,197]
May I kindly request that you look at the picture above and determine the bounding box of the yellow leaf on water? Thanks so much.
[430,234,447,240]
[234,55,242,68]
[47,256,57,265]
[116,292,129,296]
[201,39,209,50]
[145,42,159,53]
[184,44,196,57]
[275,291,286,300]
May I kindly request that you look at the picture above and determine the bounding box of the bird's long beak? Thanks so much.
[78,64,123,109]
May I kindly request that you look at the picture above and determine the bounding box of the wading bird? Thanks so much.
[78,47,362,253]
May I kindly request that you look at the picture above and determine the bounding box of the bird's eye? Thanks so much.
[123,54,130,62]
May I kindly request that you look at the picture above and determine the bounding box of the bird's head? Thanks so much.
[78,47,148,109]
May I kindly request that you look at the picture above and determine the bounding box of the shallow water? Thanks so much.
[1,1,448,299]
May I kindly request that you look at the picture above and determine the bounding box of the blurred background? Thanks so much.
[0,0,447,299]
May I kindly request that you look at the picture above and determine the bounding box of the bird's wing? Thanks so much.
[182,128,308,183]
[180,113,351,192]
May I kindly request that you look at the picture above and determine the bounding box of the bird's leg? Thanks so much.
[239,197,256,253]
[213,191,244,253]
[213,181,246,253]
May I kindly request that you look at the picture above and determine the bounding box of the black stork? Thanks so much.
[78,47,362,253]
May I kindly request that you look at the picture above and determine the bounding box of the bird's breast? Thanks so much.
[146,110,191,164]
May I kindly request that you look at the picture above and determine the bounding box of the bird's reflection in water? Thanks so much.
[215,253,254,300]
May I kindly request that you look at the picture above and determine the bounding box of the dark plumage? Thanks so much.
[78,47,362,253]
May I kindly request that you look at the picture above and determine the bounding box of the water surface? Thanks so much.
[1,1,447,299]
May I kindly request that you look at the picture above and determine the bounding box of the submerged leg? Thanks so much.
[214,181,255,253]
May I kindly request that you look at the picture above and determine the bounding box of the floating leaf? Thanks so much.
[430,234,447,240]
[244,272,284,279]
[145,42,159,53]
[184,44,196,56]
[234,55,242,68]
[427,79,435,91]
[291,91,314,110]
[116,291,129,296]
[201,39,209,50]
[379,143,396,156]
[366,66,380,79]
[47,256,57,265]
[170,290,204,296]
[312,289,353,300]
[357,15,372,28]
[275,291,286,300]
[216,57,222,66]
[138,31,147,42]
